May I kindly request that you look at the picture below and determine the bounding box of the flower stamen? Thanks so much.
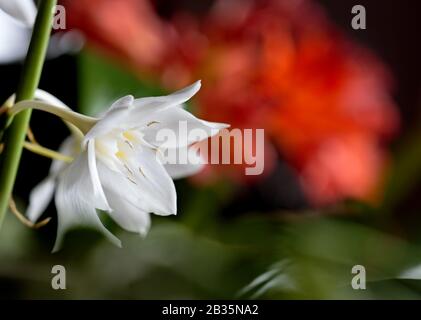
[115,150,127,160]
[23,141,73,163]
[147,121,160,127]
[138,166,146,178]
[122,131,137,141]
[126,176,137,185]
[27,127,38,144]
[124,140,134,149]
[124,163,133,175]
[9,197,51,229]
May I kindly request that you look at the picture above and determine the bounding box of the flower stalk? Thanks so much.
[9,100,97,134]
[0,0,57,228]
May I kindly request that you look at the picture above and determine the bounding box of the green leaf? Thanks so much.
[77,50,164,116]
[382,128,421,210]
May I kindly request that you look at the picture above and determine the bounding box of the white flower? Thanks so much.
[0,0,83,64]
[0,0,36,63]
[16,81,228,251]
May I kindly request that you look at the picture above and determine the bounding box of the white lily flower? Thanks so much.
[0,0,83,63]
[0,0,36,63]
[14,81,228,251]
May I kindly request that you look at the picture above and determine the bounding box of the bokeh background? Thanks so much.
[0,0,420,299]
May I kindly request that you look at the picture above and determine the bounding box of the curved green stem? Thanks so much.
[0,0,57,228]
[10,100,97,134]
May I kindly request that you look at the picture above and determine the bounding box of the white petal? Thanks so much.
[132,81,201,112]
[104,187,151,236]
[399,264,421,280]
[164,146,205,179]
[125,143,177,216]
[83,106,131,143]
[109,95,134,112]
[82,95,137,143]
[0,7,31,63]
[0,1,77,63]
[35,89,69,109]
[47,30,85,59]
[106,81,200,130]
[98,142,177,216]
[142,106,229,148]
[49,136,78,174]
[87,139,111,211]
[0,0,36,26]
[53,150,121,252]
[82,82,202,141]
[27,176,55,223]
[26,137,77,222]
[122,81,202,129]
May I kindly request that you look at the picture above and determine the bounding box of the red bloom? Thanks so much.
[64,0,399,205]
[62,0,170,74]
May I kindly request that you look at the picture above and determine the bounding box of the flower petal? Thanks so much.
[109,95,134,112]
[122,81,202,129]
[163,146,205,179]
[82,82,201,141]
[26,137,77,222]
[103,187,151,236]
[83,96,133,143]
[124,142,177,216]
[53,150,121,252]
[27,176,55,223]
[47,30,85,59]
[0,6,31,63]
[132,80,201,112]
[0,0,36,26]
[87,139,111,212]
[34,89,69,108]
[142,106,229,148]
[98,140,177,216]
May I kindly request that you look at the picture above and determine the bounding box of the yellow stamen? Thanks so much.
[0,143,4,154]
[9,197,51,229]
[123,131,137,142]
[115,150,127,160]
[24,141,73,163]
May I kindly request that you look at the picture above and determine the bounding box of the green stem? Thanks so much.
[0,0,57,228]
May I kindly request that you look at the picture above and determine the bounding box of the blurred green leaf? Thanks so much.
[382,128,421,210]
[77,50,164,116]
[250,217,421,299]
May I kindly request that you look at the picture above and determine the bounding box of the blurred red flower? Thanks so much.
[62,0,169,73]
[63,0,399,205]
